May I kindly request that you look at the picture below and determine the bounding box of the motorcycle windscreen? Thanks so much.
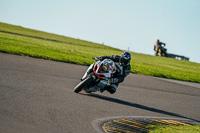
[98,59,116,73]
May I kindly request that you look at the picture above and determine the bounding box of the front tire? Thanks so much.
[74,77,93,93]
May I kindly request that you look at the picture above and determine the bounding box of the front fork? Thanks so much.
[81,63,95,81]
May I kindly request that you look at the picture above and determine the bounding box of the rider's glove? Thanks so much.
[111,78,119,84]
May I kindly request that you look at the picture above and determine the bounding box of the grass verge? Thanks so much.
[148,125,200,133]
[1,22,200,83]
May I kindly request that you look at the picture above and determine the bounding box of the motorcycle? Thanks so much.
[158,44,168,57]
[74,58,117,93]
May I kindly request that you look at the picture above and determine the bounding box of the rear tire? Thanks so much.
[74,77,93,93]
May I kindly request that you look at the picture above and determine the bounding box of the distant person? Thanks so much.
[154,39,166,56]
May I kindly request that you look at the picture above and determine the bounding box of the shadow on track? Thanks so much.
[80,93,200,122]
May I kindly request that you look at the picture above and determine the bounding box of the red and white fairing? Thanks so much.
[93,59,116,79]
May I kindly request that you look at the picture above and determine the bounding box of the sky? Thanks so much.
[0,0,200,63]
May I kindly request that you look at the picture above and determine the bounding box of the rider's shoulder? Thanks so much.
[100,55,120,62]
[112,55,120,57]
[111,55,120,60]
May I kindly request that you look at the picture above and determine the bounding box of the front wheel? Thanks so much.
[74,77,93,93]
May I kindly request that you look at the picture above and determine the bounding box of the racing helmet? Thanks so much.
[120,52,131,65]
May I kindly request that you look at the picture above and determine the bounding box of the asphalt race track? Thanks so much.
[0,53,200,133]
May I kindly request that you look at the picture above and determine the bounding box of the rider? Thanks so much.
[83,52,131,94]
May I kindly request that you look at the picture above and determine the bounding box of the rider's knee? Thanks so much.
[105,84,118,94]
[106,87,116,94]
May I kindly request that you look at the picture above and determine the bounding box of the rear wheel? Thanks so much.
[74,77,93,93]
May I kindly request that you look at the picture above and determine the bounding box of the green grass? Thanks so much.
[148,125,200,133]
[1,22,200,83]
